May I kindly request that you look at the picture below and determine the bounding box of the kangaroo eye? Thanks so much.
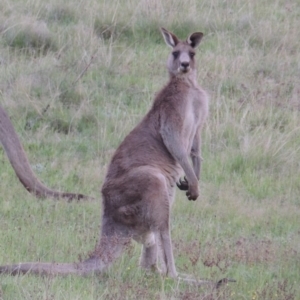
[189,52,195,58]
[172,51,180,59]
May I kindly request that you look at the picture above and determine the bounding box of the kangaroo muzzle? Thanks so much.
[178,52,191,73]
[180,61,190,73]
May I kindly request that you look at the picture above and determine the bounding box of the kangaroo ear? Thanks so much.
[160,27,179,48]
[187,32,203,48]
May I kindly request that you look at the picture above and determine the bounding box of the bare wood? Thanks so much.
[0,104,91,201]
[0,28,209,280]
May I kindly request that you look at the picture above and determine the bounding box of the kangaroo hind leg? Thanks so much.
[136,231,160,273]
[133,168,177,278]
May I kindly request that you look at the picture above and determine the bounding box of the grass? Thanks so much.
[0,0,300,299]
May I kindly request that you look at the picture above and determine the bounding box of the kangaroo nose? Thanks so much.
[181,62,189,68]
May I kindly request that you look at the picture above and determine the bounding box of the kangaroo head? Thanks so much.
[160,27,203,77]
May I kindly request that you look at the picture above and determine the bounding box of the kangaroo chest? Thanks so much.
[182,89,203,152]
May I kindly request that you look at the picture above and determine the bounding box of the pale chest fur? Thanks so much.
[182,86,208,153]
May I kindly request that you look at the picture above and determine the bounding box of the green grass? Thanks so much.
[0,0,300,299]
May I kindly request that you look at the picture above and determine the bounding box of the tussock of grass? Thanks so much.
[44,4,77,24]
[1,17,56,53]
[58,80,82,107]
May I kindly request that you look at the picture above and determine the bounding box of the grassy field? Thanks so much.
[0,0,299,299]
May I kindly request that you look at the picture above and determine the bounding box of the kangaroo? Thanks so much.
[0,28,209,279]
[0,104,91,201]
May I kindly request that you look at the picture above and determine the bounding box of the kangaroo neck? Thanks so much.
[168,70,198,88]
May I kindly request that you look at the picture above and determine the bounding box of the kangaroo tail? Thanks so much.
[0,229,130,276]
[0,104,92,201]
[0,260,106,276]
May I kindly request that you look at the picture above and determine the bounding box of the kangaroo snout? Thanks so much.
[180,61,190,72]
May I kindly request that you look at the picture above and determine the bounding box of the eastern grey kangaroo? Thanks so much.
[0,104,90,200]
[0,27,209,279]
